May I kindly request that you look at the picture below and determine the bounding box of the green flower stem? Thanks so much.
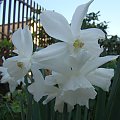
[94,89,106,120]
[75,105,81,120]
[63,103,68,120]
[32,101,41,120]
[24,76,33,120]
[56,112,62,120]
[83,107,88,120]
[68,112,72,120]
[20,97,25,120]
[49,100,55,120]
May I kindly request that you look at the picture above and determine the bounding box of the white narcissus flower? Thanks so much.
[44,52,116,112]
[0,66,17,92]
[0,0,117,114]
[27,66,59,102]
[3,26,67,81]
[27,66,76,113]
[0,66,24,93]
[40,0,105,57]
[0,57,24,92]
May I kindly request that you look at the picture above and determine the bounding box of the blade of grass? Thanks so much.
[5,102,15,120]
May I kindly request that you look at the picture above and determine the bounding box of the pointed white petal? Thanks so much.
[33,46,71,74]
[36,53,71,74]
[0,67,18,92]
[1,74,18,93]
[12,26,33,57]
[28,81,59,102]
[81,56,118,75]
[28,66,46,102]
[22,26,33,56]
[28,81,46,102]
[80,28,105,57]
[8,80,18,93]
[12,28,25,55]
[31,65,44,82]
[87,68,114,91]
[32,42,67,62]
[0,67,12,83]
[71,0,93,39]
[40,11,73,42]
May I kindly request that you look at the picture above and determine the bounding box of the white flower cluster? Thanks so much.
[0,0,117,112]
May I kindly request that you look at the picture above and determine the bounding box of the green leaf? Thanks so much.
[105,57,120,120]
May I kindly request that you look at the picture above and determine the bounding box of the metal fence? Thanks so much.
[0,0,54,47]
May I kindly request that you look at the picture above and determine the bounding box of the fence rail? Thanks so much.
[0,0,54,47]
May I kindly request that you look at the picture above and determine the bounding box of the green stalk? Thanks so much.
[83,107,88,120]
[94,88,106,120]
[20,97,25,120]
[68,112,72,120]
[24,76,33,120]
[39,99,49,120]
[32,101,41,120]
[63,103,68,120]
[75,105,81,120]
[57,112,63,120]
[50,100,55,120]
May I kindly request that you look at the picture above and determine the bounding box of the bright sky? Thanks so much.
[35,0,120,37]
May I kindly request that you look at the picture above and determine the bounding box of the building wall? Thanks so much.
[0,22,29,41]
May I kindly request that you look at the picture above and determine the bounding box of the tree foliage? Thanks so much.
[82,11,120,56]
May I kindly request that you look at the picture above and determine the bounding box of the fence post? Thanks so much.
[0,0,53,47]
[2,0,6,39]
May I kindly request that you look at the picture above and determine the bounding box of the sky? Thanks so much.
[35,0,120,37]
[0,0,119,37]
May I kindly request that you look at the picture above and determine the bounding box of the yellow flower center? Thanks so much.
[73,40,84,49]
[17,62,24,69]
